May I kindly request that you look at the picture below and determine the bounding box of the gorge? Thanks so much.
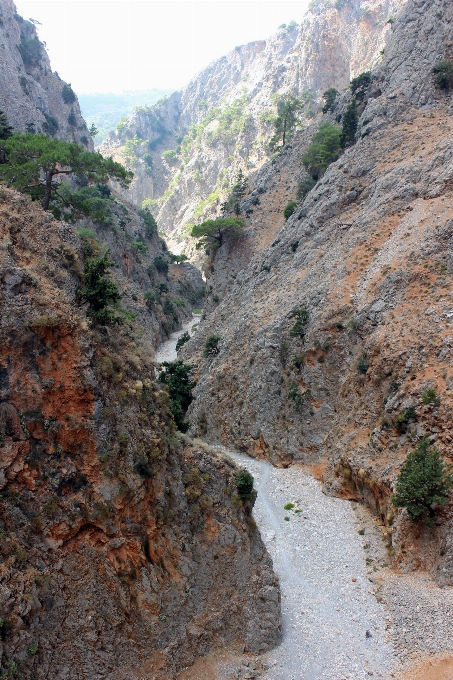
[1,0,453,678]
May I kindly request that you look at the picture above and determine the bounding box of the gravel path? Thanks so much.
[154,314,201,363]
[223,451,396,680]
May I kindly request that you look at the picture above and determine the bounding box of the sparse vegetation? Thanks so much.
[284,201,298,220]
[422,388,438,405]
[62,83,76,104]
[395,406,416,432]
[269,93,304,152]
[203,334,221,358]
[322,88,339,113]
[392,438,453,526]
[340,98,358,147]
[191,217,244,251]
[356,356,369,374]
[235,469,254,499]
[158,360,196,431]
[79,251,122,325]
[288,383,311,408]
[176,331,190,351]
[302,122,342,179]
[297,176,316,201]
[289,307,309,338]
[432,60,453,90]
[350,71,371,98]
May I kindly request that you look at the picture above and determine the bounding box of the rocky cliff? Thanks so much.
[0,187,281,679]
[181,0,453,584]
[0,0,92,147]
[101,0,405,252]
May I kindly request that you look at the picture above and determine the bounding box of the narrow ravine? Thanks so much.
[155,328,397,680]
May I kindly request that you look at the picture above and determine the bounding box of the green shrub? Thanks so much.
[153,255,169,274]
[191,217,244,251]
[79,251,122,325]
[163,298,175,316]
[432,60,453,89]
[350,71,371,98]
[392,438,453,525]
[68,109,77,127]
[340,98,358,147]
[131,239,148,254]
[18,33,42,67]
[297,176,316,201]
[62,83,76,104]
[284,201,298,220]
[288,383,311,407]
[235,469,254,499]
[284,502,295,510]
[395,406,416,432]
[27,642,38,657]
[0,111,13,141]
[144,290,156,309]
[422,388,438,405]
[42,113,59,137]
[322,88,339,113]
[302,121,342,179]
[357,356,369,374]
[289,307,309,338]
[203,334,221,357]
[158,360,196,430]
[138,208,157,238]
[176,331,190,351]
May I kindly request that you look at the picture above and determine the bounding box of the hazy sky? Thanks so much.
[14,1,310,95]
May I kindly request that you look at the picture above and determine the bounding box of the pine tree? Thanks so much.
[392,438,453,526]
[0,111,13,140]
[322,88,339,113]
[340,98,358,147]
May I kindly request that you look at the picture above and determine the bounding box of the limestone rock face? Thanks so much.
[0,0,92,147]
[101,0,405,250]
[0,187,281,678]
[181,0,453,583]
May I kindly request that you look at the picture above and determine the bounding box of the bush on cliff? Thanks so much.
[235,469,254,500]
[302,122,341,179]
[432,60,453,90]
[158,360,196,432]
[79,251,123,324]
[392,438,453,526]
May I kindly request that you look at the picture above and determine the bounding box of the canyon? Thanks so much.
[1,0,453,678]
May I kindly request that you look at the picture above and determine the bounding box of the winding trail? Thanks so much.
[223,451,396,680]
[155,328,397,680]
[154,313,201,363]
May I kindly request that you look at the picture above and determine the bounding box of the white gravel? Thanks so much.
[223,451,397,680]
[154,314,201,363]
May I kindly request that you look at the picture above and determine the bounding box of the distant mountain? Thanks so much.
[78,89,174,145]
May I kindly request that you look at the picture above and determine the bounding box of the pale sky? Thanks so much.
[14,0,310,94]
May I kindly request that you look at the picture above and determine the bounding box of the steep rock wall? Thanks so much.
[101,0,405,251]
[181,0,453,584]
[0,0,92,147]
[0,187,281,679]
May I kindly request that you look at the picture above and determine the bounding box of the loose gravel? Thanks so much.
[154,314,201,363]
[223,451,396,680]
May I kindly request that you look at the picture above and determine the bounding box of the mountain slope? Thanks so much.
[101,0,405,252]
[0,0,92,147]
[181,0,453,583]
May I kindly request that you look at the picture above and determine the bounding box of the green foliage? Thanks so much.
[395,406,416,432]
[207,96,250,147]
[52,184,113,224]
[0,133,132,211]
[163,298,175,316]
[235,469,254,499]
[340,98,358,147]
[162,149,178,164]
[158,360,196,431]
[392,438,453,525]
[0,111,13,141]
[220,169,248,216]
[62,83,76,104]
[79,251,122,324]
[191,217,244,250]
[422,388,438,405]
[27,643,38,657]
[153,255,169,274]
[168,252,189,264]
[42,112,59,137]
[89,123,99,137]
[322,88,339,113]
[284,502,295,510]
[67,109,77,127]
[288,383,311,407]
[176,331,190,351]
[284,201,298,220]
[297,176,316,201]
[18,32,42,66]
[144,290,156,309]
[269,93,304,151]
[131,239,147,254]
[356,356,369,374]
[350,71,371,99]
[138,208,157,237]
[203,334,221,358]
[432,60,453,89]
[289,307,309,338]
[134,457,153,478]
[302,121,341,179]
